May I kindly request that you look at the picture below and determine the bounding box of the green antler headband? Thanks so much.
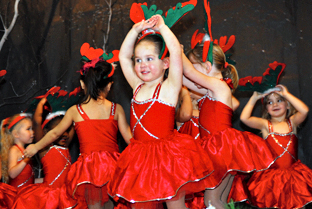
[238,61,286,93]
[191,1,236,65]
[130,0,197,59]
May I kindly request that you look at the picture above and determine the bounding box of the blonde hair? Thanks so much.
[0,115,30,183]
[187,44,239,91]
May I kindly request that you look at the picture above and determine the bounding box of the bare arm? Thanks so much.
[119,19,158,89]
[8,147,30,179]
[277,85,309,127]
[116,104,132,145]
[33,98,47,143]
[240,91,267,130]
[24,106,75,157]
[232,96,240,111]
[176,86,192,123]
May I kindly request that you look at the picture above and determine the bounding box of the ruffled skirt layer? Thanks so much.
[200,128,279,187]
[247,160,312,209]
[66,150,119,205]
[108,130,217,207]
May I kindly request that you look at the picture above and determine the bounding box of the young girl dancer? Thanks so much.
[0,114,35,208]
[240,84,311,209]
[12,90,83,209]
[107,14,216,209]
[181,2,280,208]
[24,53,132,209]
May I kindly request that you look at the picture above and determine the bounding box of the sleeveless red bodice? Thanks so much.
[75,103,119,154]
[130,83,175,140]
[198,94,233,136]
[41,146,71,188]
[177,116,200,140]
[9,145,34,189]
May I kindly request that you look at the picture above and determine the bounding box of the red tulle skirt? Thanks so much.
[0,183,17,209]
[108,130,217,207]
[11,184,77,209]
[200,127,279,187]
[66,150,119,205]
[247,160,312,209]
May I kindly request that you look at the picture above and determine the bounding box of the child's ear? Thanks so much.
[204,61,212,74]
[12,129,19,139]
[162,57,170,69]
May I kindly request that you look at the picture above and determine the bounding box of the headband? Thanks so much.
[238,61,286,93]
[8,113,32,130]
[80,43,119,77]
[130,0,196,59]
[41,111,66,129]
[190,1,236,65]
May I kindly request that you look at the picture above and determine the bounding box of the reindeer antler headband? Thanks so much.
[191,1,236,65]
[79,43,119,77]
[130,0,197,60]
[238,61,286,93]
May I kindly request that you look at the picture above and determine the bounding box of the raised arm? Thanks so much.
[277,85,309,127]
[152,15,182,94]
[119,19,158,89]
[240,91,267,130]
[24,106,75,157]
[33,98,47,143]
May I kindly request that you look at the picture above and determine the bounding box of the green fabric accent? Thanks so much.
[101,52,113,61]
[238,65,283,93]
[164,3,195,28]
[141,5,163,20]
[207,41,213,64]
[226,54,236,65]
[80,56,90,62]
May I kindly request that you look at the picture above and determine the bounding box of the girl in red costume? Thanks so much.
[24,54,132,209]
[0,114,34,208]
[12,90,85,209]
[240,85,311,209]
[182,1,280,208]
[107,13,216,209]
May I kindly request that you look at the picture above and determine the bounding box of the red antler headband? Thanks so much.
[130,1,197,60]
[79,43,118,78]
[191,1,236,65]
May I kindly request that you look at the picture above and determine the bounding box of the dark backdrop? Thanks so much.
[1,0,312,167]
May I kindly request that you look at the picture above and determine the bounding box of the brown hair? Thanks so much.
[187,44,239,91]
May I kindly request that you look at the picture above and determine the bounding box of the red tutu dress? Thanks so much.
[198,93,279,186]
[177,116,200,140]
[108,83,217,208]
[11,145,79,209]
[0,144,34,209]
[65,103,120,206]
[246,120,312,209]
[185,90,281,209]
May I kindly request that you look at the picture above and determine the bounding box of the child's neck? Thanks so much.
[271,116,286,123]
[14,141,25,150]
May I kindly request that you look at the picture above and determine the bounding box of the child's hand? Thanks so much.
[251,91,266,101]
[133,18,158,33]
[24,144,38,158]
[275,84,289,97]
[151,14,165,31]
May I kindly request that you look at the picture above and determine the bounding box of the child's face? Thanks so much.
[134,41,165,82]
[266,93,288,118]
[49,118,69,147]
[15,119,34,145]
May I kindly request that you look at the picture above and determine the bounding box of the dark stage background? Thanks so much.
[1,0,312,171]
